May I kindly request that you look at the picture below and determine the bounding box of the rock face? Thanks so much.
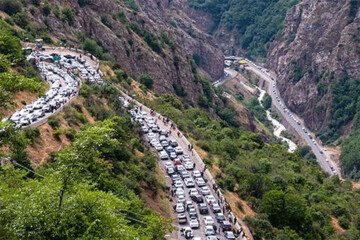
[31,0,224,104]
[268,0,360,132]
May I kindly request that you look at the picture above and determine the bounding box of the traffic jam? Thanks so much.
[124,99,241,240]
[4,51,101,128]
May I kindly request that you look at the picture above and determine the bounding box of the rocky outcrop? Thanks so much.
[30,0,224,104]
[268,0,360,131]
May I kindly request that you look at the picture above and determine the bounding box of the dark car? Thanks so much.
[215,213,225,223]
[221,221,232,232]
[63,54,76,59]
[198,203,208,215]
[191,194,204,203]
[165,146,174,154]
[169,139,178,147]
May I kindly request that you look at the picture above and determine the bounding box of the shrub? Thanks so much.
[0,0,22,15]
[138,74,154,89]
[173,83,187,97]
[62,7,74,25]
[101,15,112,29]
[48,116,61,129]
[12,12,29,29]
[24,128,40,144]
[338,216,350,229]
[31,0,41,6]
[42,2,51,16]
[78,0,91,7]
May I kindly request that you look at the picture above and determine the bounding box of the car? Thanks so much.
[200,186,211,195]
[174,158,182,166]
[189,188,199,197]
[173,180,184,188]
[178,214,187,224]
[215,213,225,223]
[169,152,177,160]
[160,140,169,147]
[19,117,31,126]
[205,195,216,205]
[166,167,175,175]
[171,174,181,184]
[325,158,329,162]
[192,194,204,203]
[221,221,232,231]
[174,187,184,195]
[164,162,173,168]
[198,203,208,214]
[193,170,201,178]
[159,151,168,160]
[150,138,159,147]
[154,143,163,151]
[184,178,195,188]
[185,200,194,209]
[175,203,185,213]
[180,170,190,179]
[203,216,214,225]
[212,204,221,213]
[195,177,206,187]
[159,135,167,142]
[147,132,156,140]
[177,194,186,203]
[206,236,219,240]
[169,139,178,147]
[184,161,195,170]
[189,219,199,229]
[224,231,236,240]
[141,126,149,133]
[182,155,191,161]
[174,146,183,155]
[165,146,174,154]
[204,225,215,236]
[181,227,194,238]
[160,129,169,137]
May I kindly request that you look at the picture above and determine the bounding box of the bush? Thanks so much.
[78,0,91,7]
[48,116,61,129]
[42,2,51,16]
[12,12,29,29]
[138,74,154,89]
[24,128,40,144]
[31,0,41,6]
[62,7,74,25]
[338,216,350,229]
[0,0,22,15]
[82,38,104,59]
[173,83,187,97]
[101,15,112,29]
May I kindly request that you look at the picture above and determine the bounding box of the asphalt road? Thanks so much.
[221,56,337,176]
[122,94,248,240]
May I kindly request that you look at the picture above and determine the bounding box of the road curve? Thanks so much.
[222,56,337,176]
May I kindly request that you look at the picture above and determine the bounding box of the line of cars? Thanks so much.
[5,53,81,128]
[128,105,238,240]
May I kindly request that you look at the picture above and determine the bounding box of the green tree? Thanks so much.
[138,74,154,89]
[0,0,22,15]
[62,7,74,25]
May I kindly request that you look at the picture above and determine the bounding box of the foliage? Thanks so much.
[262,93,272,109]
[101,15,112,29]
[292,60,303,83]
[78,0,91,7]
[123,0,139,12]
[0,0,22,15]
[138,74,154,89]
[61,7,74,25]
[348,0,359,24]
[172,83,187,97]
[129,23,162,54]
[42,2,51,16]
[187,0,300,60]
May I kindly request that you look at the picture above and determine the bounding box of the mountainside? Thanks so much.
[187,0,300,61]
[268,0,360,138]
[22,0,224,104]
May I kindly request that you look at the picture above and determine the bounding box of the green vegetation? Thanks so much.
[61,7,75,25]
[138,74,154,90]
[101,15,112,29]
[0,19,45,112]
[172,83,187,97]
[262,93,272,109]
[292,59,304,83]
[129,22,163,54]
[0,117,172,239]
[187,0,300,60]
[348,0,359,24]
[123,0,140,12]
[78,0,91,7]
[0,0,22,15]
[139,93,360,239]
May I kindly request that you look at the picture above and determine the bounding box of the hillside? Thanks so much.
[267,0,360,178]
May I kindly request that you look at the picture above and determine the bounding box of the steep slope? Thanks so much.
[25,0,224,104]
[268,0,360,136]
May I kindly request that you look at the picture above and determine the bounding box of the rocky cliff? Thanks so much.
[29,0,224,104]
[268,0,360,133]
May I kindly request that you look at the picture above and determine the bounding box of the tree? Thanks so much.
[138,74,154,89]
[62,7,74,25]
[0,0,22,15]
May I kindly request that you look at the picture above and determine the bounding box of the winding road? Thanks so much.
[220,56,338,176]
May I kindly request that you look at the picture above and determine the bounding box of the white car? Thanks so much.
[175,187,184,196]
[150,138,159,147]
[195,177,206,187]
[205,195,216,205]
[177,194,186,203]
[189,188,199,197]
[204,225,215,236]
[189,219,199,229]
[159,151,168,160]
[182,155,191,161]
[174,146,183,155]
[170,152,177,160]
[173,180,183,188]
[203,216,214,225]
[164,162,173,168]
[175,203,185,213]
[200,186,211,195]
[154,143,163,151]
[193,170,201,178]
[147,132,156,139]
[184,161,194,170]
[141,126,149,133]
[184,178,195,188]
